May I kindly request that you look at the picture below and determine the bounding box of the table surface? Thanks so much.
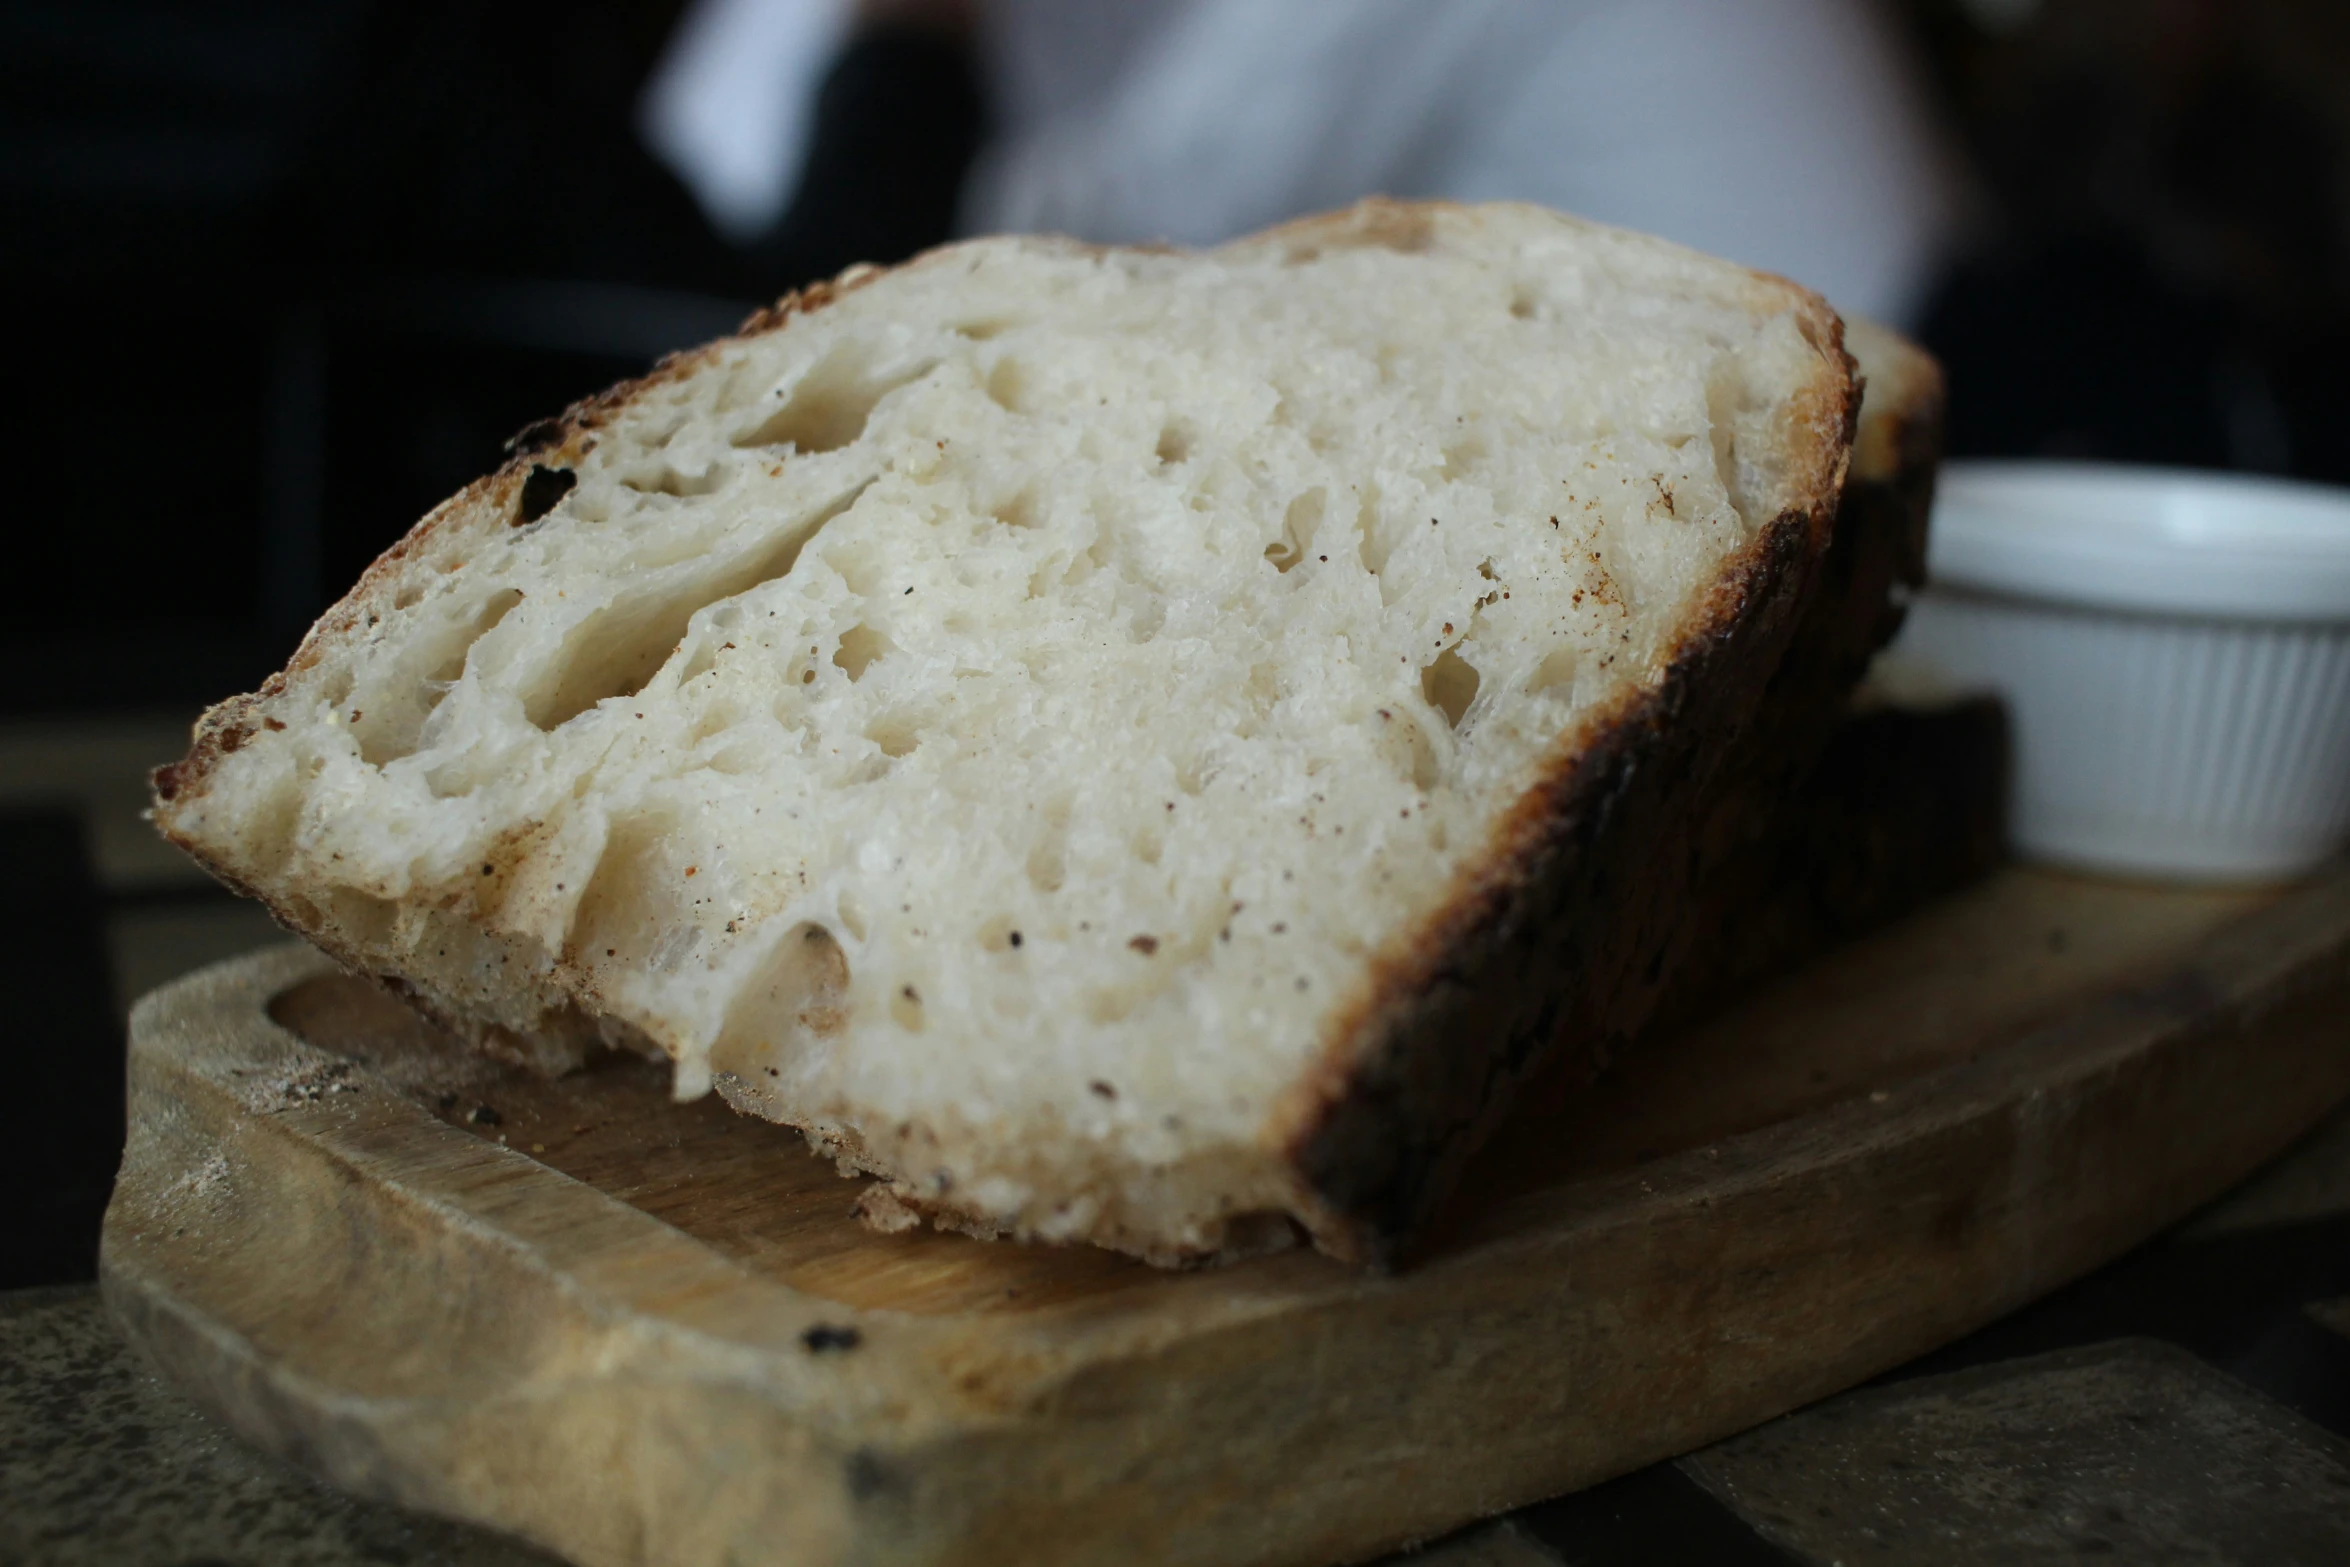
[5,714,2349,1567]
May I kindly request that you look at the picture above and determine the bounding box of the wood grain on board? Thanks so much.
[101,865,2350,1567]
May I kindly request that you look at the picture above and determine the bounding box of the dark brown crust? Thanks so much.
[1272,499,1840,1266]
[1273,304,1902,1267]
[1630,351,1952,1046]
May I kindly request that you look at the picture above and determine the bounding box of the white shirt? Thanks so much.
[646,0,1968,325]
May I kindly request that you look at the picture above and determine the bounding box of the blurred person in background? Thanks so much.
[667,0,2347,477]
[649,0,1970,328]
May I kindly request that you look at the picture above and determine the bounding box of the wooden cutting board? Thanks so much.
[101,864,2350,1567]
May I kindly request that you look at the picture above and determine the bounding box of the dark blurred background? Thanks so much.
[2,0,2347,1286]
[1912,0,2350,483]
[6,0,2346,719]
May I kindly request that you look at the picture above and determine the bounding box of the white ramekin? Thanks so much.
[1885,460,2350,883]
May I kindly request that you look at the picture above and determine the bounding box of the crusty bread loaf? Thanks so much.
[154,200,1856,1266]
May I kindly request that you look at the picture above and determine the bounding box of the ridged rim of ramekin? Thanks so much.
[1929,460,2350,622]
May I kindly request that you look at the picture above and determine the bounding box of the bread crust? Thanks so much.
[1270,313,1955,1267]
[1639,331,1950,1041]
[1272,474,1843,1266]
[154,202,1896,1269]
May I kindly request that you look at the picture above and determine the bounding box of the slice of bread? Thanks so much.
[154,200,1856,1266]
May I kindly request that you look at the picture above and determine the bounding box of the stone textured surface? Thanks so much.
[0,1287,556,1567]
[1,1276,1579,1567]
[1684,1338,2350,1566]
[13,1283,2350,1566]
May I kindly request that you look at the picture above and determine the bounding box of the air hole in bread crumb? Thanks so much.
[823,536,888,596]
[992,488,1041,529]
[701,739,763,774]
[866,714,919,758]
[1441,437,1485,479]
[1509,288,1540,320]
[891,984,926,1031]
[790,924,850,1027]
[357,587,527,765]
[1155,420,1195,465]
[524,480,873,730]
[984,357,1030,414]
[620,461,727,498]
[836,893,869,943]
[1527,647,1579,696]
[516,464,576,524]
[676,640,723,688]
[833,624,891,681]
[1422,647,1481,729]
[1354,485,1396,578]
[687,694,744,744]
[565,811,693,968]
[733,344,930,454]
[951,317,1016,341]
[713,921,852,1068]
[1264,488,1322,573]
[439,587,526,676]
